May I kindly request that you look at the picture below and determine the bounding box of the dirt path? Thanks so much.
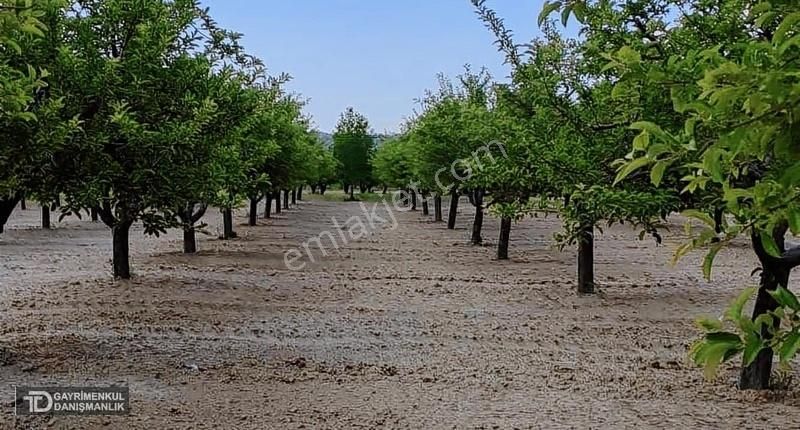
[2,197,800,429]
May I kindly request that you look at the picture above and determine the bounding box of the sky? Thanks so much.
[201,0,546,134]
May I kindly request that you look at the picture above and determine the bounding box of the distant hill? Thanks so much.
[315,131,334,148]
[315,131,399,150]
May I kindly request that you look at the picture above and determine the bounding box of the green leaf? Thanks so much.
[614,157,652,185]
[682,209,715,228]
[691,332,743,380]
[616,46,641,64]
[21,22,45,38]
[650,160,669,187]
[774,12,800,45]
[696,316,723,331]
[633,131,650,151]
[630,121,678,145]
[769,286,800,311]
[743,333,765,366]
[672,242,694,265]
[702,244,723,280]
[789,209,800,235]
[756,11,778,29]
[560,5,572,26]
[726,287,757,322]
[760,230,782,257]
[538,1,562,26]
[780,331,800,362]
[779,162,800,187]
[684,118,697,137]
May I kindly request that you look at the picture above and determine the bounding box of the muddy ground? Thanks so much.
[1,195,800,429]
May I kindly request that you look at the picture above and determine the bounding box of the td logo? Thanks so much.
[22,391,53,413]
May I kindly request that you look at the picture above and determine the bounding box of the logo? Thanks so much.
[15,386,129,416]
[22,391,53,413]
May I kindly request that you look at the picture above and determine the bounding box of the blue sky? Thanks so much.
[201,1,547,133]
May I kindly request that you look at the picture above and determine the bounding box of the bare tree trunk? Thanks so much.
[447,189,459,230]
[248,197,259,226]
[20,196,26,210]
[498,217,511,260]
[91,207,99,222]
[471,190,484,245]
[275,192,282,214]
[291,189,297,205]
[411,190,417,211]
[181,203,207,254]
[434,196,443,222]
[41,204,51,230]
[264,193,273,219]
[297,186,303,201]
[222,209,236,240]
[0,193,21,234]
[577,224,595,294]
[113,220,133,279]
[283,190,290,209]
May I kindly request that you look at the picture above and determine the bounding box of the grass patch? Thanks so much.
[306,190,392,203]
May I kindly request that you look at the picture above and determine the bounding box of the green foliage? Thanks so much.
[693,286,800,379]
[0,0,74,199]
[595,0,800,381]
[407,68,496,195]
[371,135,416,189]
[301,134,339,189]
[333,107,374,190]
[0,0,321,276]
[468,9,676,245]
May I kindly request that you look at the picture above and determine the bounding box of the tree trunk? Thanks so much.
[471,190,484,245]
[739,262,790,388]
[291,189,297,205]
[434,196,443,222]
[283,190,290,209]
[113,220,133,279]
[41,204,51,230]
[222,208,236,240]
[275,192,282,214]
[179,203,206,254]
[265,193,273,219]
[411,190,418,211]
[498,217,512,260]
[383,186,388,195]
[20,197,26,210]
[0,194,21,234]
[422,195,430,216]
[320,184,327,195]
[577,224,595,294]
[183,225,197,254]
[349,186,355,200]
[714,207,725,234]
[738,229,795,390]
[297,186,303,201]
[249,198,259,226]
[91,207,99,222]
[447,190,459,230]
